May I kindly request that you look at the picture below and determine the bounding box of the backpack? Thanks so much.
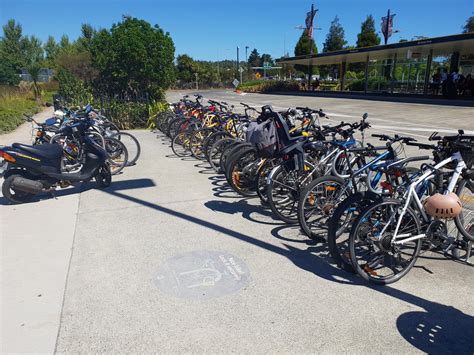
[246,119,278,158]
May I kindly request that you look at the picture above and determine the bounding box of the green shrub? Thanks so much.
[238,80,300,93]
[147,101,170,129]
[57,68,93,107]
[102,100,149,130]
[346,79,365,91]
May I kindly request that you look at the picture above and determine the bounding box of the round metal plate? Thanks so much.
[154,250,250,299]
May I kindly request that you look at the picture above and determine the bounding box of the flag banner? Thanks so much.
[305,8,315,39]
[381,14,395,40]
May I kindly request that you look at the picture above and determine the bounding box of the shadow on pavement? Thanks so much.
[205,199,284,226]
[101,184,473,353]
[0,178,156,205]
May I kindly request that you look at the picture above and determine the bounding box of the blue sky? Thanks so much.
[1,0,473,61]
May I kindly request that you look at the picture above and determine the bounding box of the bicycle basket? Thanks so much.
[392,141,407,159]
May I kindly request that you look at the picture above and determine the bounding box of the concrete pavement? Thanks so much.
[1,94,473,353]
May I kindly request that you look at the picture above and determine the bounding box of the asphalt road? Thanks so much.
[1,92,473,353]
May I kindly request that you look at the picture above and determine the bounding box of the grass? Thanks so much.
[0,83,57,134]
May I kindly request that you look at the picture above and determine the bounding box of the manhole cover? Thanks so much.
[154,250,250,299]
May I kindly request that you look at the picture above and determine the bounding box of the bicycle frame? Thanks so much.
[390,152,466,245]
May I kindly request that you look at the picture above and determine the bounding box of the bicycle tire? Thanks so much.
[455,177,474,241]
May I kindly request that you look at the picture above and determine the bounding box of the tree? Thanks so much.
[22,35,44,64]
[323,16,347,52]
[59,34,72,52]
[176,54,198,84]
[294,29,318,74]
[56,50,98,82]
[44,36,60,62]
[26,62,42,101]
[248,48,262,68]
[462,16,474,33]
[0,19,24,72]
[356,15,381,48]
[90,17,175,99]
[0,61,20,85]
[260,53,273,66]
[22,35,44,102]
[76,24,96,51]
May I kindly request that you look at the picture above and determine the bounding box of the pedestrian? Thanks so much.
[431,68,441,95]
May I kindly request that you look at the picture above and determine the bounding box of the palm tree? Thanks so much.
[26,63,42,103]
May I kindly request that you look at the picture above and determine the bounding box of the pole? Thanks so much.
[245,46,249,81]
[195,73,198,90]
[384,9,390,45]
[237,46,239,72]
[307,4,315,90]
[423,49,433,95]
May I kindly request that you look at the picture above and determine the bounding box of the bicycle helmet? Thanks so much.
[424,192,462,219]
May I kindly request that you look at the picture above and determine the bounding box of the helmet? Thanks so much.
[424,192,462,219]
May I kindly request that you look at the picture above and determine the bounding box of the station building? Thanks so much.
[277,32,474,96]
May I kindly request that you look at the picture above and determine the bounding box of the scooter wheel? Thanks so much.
[2,174,35,204]
[95,165,112,188]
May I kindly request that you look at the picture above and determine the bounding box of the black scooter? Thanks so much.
[0,116,111,204]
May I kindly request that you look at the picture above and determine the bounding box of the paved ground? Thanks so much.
[1,93,473,353]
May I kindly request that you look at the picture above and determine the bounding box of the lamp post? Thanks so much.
[245,46,249,81]
[237,46,239,72]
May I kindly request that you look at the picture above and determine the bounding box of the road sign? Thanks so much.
[238,67,245,73]
[255,72,261,80]
[263,61,271,70]
[232,79,240,88]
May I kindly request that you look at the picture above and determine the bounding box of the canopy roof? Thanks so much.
[277,33,474,66]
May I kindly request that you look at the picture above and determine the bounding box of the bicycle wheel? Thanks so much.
[255,158,279,205]
[297,176,350,239]
[111,132,141,166]
[267,166,305,224]
[203,131,231,161]
[171,131,192,157]
[226,146,259,197]
[349,199,422,285]
[104,137,128,175]
[209,138,236,173]
[221,142,248,177]
[190,128,214,160]
[327,192,381,273]
[455,177,474,241]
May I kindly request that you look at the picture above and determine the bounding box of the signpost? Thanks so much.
[263,61,271,78]
[238,67,244,84]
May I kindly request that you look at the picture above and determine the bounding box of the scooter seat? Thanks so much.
[13,143,63,160]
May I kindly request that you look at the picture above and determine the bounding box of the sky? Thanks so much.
[1,0,473,61]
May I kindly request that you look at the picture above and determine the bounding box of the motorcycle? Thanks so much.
[0,110,112,204]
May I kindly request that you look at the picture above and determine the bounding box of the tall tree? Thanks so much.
[22,35,44,101]
[260,53,273,66]
[44,35,60,61]
[323,16,347,52]
[59,34,71,51]
[22,35,44,65]
[247,48,262,68]
[76,24,96,51]
[0,19,24,71]
[356,15,381,48]
[294,29,318,74]
[462,16,474,33]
